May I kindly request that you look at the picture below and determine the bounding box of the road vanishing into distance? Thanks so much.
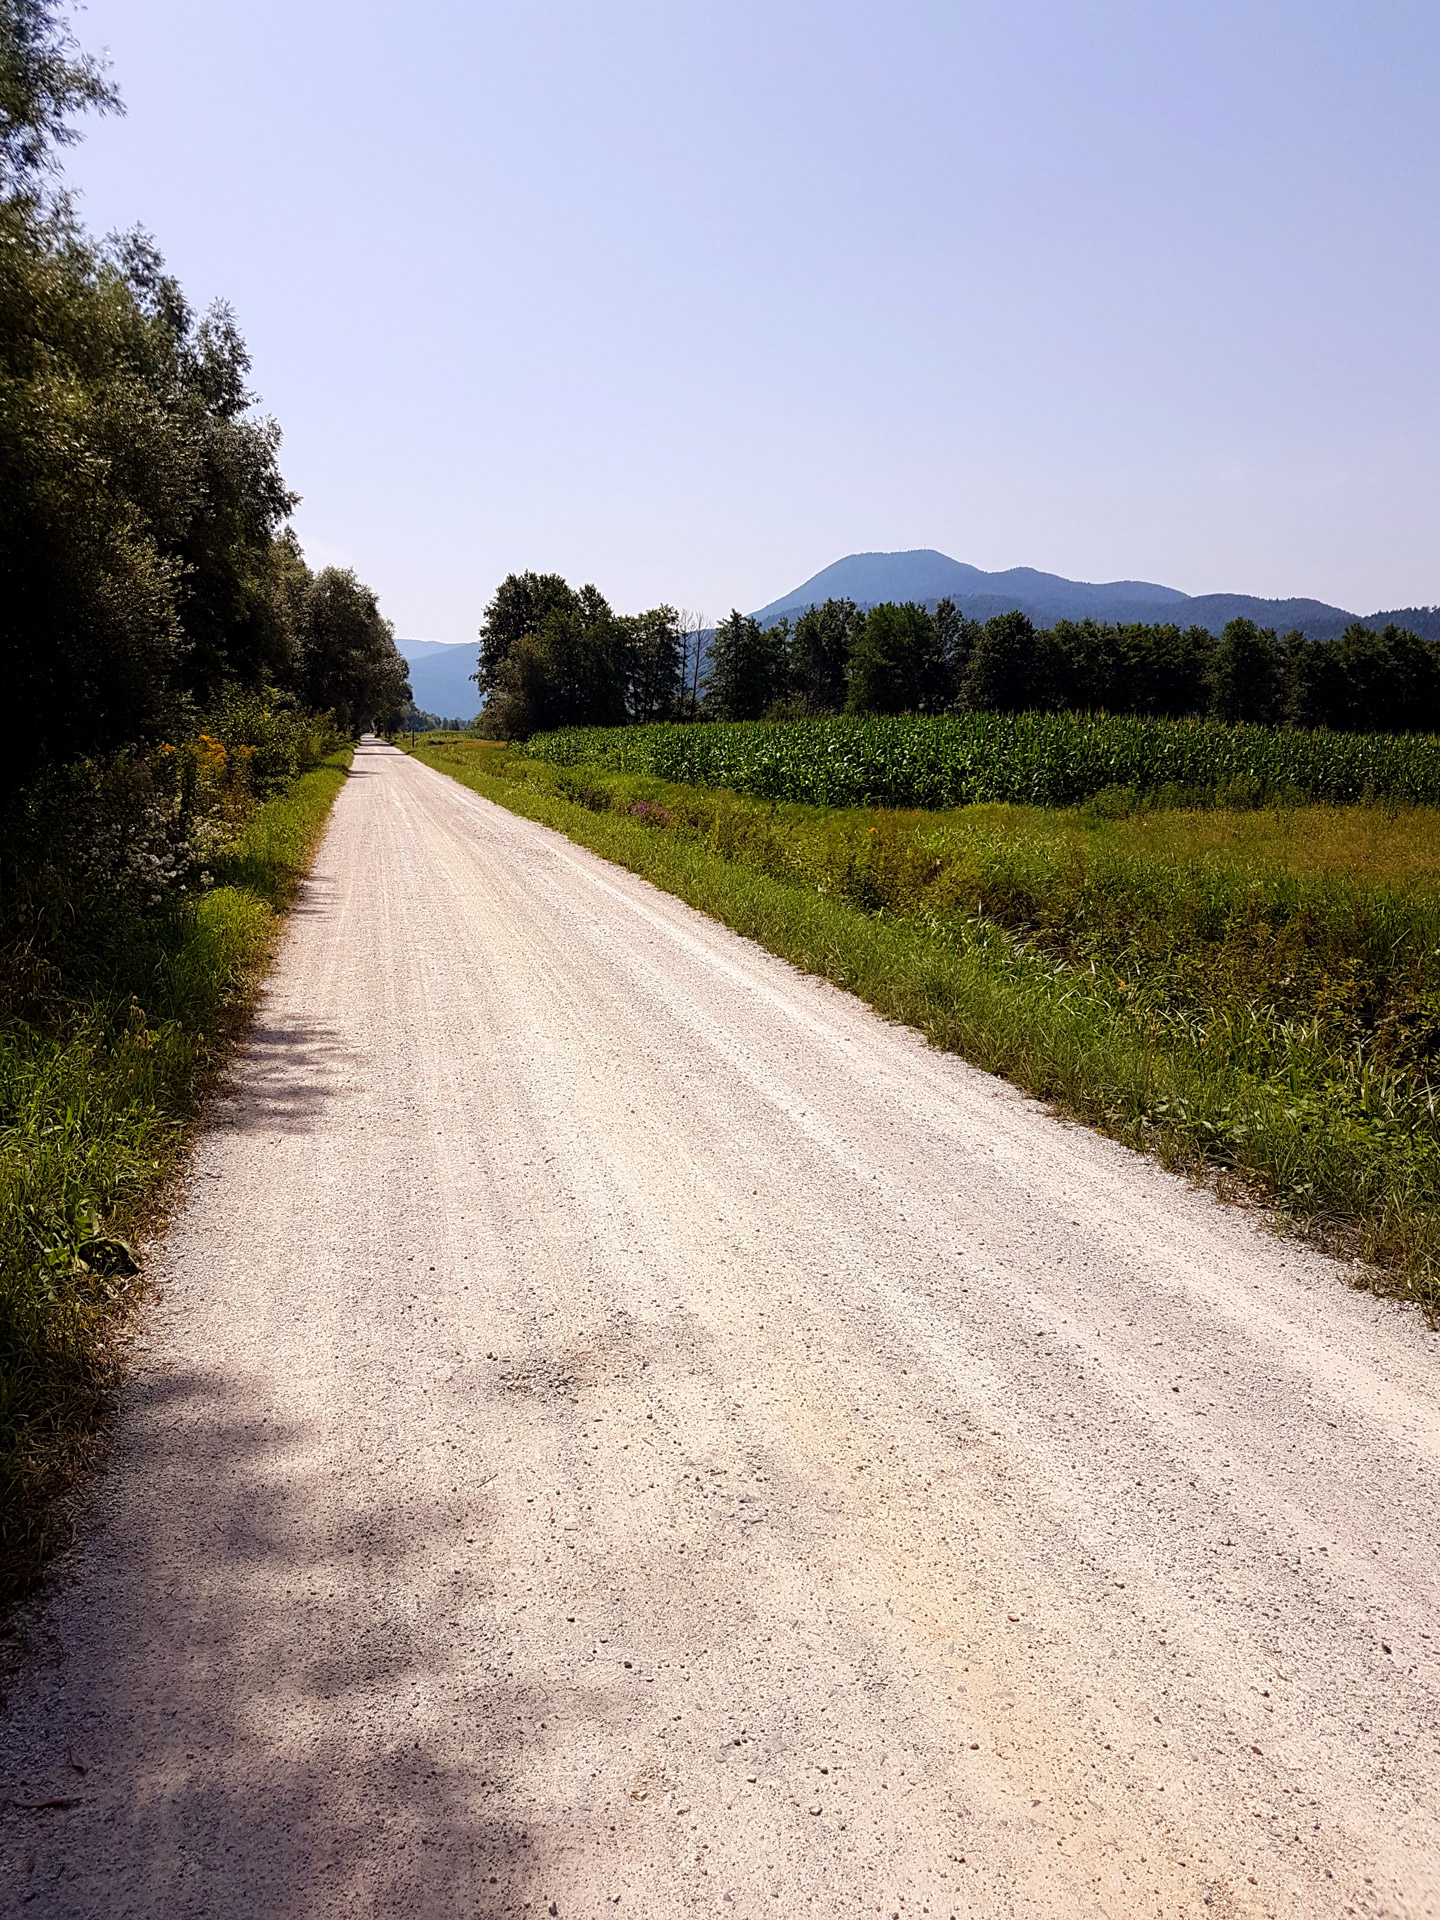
[3,737,1438,1919]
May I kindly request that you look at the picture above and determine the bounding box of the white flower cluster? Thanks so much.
[52,756,245,915]
[67,794,196,909]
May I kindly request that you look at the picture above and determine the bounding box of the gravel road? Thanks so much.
[3,737,1438,1919]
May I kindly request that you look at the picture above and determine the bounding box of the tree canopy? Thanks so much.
[476,573,688,738]
[0,0,409,791]
[0,0,119,195]
[703,613,788,722]
[846,601,954,717]
[303,567,410,733]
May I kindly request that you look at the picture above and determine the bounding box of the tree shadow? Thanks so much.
[0,1365,576,1918]
[209,1022,359,1136]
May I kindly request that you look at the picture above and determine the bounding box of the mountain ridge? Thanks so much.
[750,549,1411,641]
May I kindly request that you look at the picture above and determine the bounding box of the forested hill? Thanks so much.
[752,549,1414,640]
[1367,607,1440,641]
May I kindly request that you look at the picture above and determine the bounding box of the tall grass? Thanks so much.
[521,712,1440,810]
[415,737,1440,1317]
[0,752,350,1601]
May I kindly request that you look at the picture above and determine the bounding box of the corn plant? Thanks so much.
[518,713,1440,811]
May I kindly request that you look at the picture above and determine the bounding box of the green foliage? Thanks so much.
[1050,616,1213,718]
[483,583,627,737]
[396,703,467,733]
[518,710,1440,811]
[476,571,577,704]
[845,601,948,716]
[477,572,688,736]
[931,597,972,701]
[1210,618,1280,726]
[0,0,119,194]
[789,598,863,713]
[0,693,344,1016]
[202,686,346,795]
[0,6,406,787]
[959,609,1045,713]
[0,750,350,1597]
[626,604,684,724]
[704,610,790,721]
[684,592,1440,737]
[1287,622,1440,734]
[477,576,1440,741]
[0,207,303,788]
[302,566,410,732]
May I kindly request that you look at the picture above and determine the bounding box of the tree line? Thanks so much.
[1,0,411,809]
[707,601,1440,734]
[475,573,704,736]
[479,571,1440,739]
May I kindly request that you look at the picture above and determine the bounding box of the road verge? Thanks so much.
[0,750,352,1606]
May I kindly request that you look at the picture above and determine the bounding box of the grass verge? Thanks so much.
[410,736,1440,1321]
[0,750,351,1604]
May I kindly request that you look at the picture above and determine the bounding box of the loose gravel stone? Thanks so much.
[2,737,1437,1917]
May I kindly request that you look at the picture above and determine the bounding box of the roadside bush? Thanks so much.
[0,692,343,1017]
[203,687,346,797]
[0,750,350,1598]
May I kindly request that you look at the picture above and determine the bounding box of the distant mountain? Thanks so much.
[1362,606,1440,640]
[751,549,1376,640]
[398,639,462,663]
[753,551,1186,625]
[396,640,480,721]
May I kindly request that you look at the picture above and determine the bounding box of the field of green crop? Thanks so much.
[520,712,1440,810]
[414,734,1440,1320]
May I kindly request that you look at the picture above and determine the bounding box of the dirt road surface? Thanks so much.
[3,737,1438,1918]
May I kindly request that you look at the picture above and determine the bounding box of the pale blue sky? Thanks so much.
[64,0,1438,638]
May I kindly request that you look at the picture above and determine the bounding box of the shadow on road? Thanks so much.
[215,1021,359,1136]
[0,1365,567,1918]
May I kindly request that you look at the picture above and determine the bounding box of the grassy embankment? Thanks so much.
[409,732,1440,1318]
[0,751,351,1602]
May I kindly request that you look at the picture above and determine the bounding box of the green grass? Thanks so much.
[412,735,1440,1320]
[0,750,351,1601]
[520,711,1440,810]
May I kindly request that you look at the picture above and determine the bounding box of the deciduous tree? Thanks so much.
[303,568,410,731]
[846,602,959,716]
[1209,619,1280,726]
[625,605,684,723]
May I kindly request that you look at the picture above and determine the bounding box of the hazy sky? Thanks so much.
[63,0,1438,638]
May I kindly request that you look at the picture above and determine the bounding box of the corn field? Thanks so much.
[519,713,1440,809]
